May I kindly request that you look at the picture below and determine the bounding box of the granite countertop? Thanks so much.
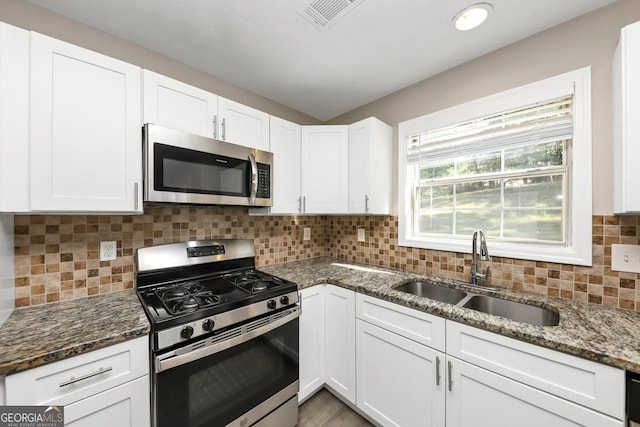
[0,290,150,376]
[261,257,640,373]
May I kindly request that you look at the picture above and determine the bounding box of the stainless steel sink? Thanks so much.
[461,295,560,326]
[393,281,468,305]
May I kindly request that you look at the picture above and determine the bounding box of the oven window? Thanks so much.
[154,143,250,197]
[155,318,298,427]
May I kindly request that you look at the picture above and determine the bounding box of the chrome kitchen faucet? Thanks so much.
[470,229,491,286]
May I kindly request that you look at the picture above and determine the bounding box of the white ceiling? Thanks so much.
[28,0,617,121]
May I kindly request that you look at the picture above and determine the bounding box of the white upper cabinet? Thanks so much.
[218,96,270,151]
[348,117,392,214]
[30,32,142,213]
[268,116,302,214]
[143,70,218,139]
[301,125,349,214]
[613,20,640,213]
[0,23,30,212]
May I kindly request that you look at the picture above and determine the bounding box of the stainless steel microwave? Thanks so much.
[143,124,273,207]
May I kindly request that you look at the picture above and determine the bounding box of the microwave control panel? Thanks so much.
[257,164,271,198]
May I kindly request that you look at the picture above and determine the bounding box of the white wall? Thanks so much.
[0,214,13,324]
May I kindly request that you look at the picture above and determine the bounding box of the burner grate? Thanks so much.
[225,271,284,294]
[156,281,221,315]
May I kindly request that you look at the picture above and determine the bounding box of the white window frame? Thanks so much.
[398,67,592,266]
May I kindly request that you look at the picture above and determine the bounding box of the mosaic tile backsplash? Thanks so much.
[12,208,640,312]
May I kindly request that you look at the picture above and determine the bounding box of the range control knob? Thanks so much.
[267,299,277,310]
[180,325,194,339]
[280,295,290,305]
[202,319,215,332]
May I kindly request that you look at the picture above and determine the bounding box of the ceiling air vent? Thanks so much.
[299,0,367,32]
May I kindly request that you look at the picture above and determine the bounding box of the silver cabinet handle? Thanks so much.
[436,356,441,386]
[134,182,139,211]
[59,366,112,388]
[365,195,370,213]
[213,115,217,139]
[448,360,453,391]
[297,197,302,213]
[248,154,258,206]
[303,196,306,213]
[221,118,226,140]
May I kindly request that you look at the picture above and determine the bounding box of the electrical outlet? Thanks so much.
[357,229,365,242]
[611,244,640,273]
[303,227,311,241]
[100,241,117,261]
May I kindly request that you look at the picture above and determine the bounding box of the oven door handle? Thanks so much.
[155,307,300,373]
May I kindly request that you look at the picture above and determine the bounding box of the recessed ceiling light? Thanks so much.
[453,3,493,31]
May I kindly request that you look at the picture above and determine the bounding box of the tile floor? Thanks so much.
[298,388,373,427]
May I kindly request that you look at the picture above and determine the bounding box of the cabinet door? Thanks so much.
[324,285,356,404]
[446,356,622,427]
[356,319,445,427]
[301,125,348,213]
[30,33,142,213]
[299,286,325,403]
[65,376,150,427]
[218,96,269,151]
[269,116,302,214]
[614,20,640,213]
[348,117,392,214]
[446,320,624,419]
[143,70,218,139]
[0,23,30,212]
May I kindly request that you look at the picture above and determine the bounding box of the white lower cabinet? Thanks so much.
[298,284,356,404]
[302,289,624,427]
[356,319,445,427]
[445,356,621,427]
[65,376,149,427]
[299,286,325,402]
[324,285,356,404]
[446,320,624,420]
[5,337,150,427]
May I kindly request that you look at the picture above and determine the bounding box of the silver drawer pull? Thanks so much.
[59,366,113,388]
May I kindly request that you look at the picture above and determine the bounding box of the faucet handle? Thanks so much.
[479,230,491,261]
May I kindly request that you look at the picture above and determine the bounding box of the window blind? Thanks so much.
[407,96,573,164]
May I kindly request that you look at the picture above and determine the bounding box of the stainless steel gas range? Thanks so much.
[135,239,300,427]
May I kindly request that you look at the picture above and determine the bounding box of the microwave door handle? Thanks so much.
[249,153,258,205]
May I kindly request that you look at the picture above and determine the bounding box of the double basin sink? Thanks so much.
[393,280,559,326]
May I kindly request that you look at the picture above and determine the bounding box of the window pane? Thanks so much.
[418,186,453,234]
[504,140,565,171]
[420,160,454,180]
[456,210,501,236]
[503,209,563,242]
[418,210,453,234]
[504,175,563,208]
[456,180,501,208]
[457,151,501,176]
[420,185,453,209]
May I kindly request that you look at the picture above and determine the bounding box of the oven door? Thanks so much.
[153,307,300,427]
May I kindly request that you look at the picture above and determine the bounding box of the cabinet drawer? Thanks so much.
[355,293,445,352]
[446,321,624,419]
[65,375,150,427]
[6,336,148,406]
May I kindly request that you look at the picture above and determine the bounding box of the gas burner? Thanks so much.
[156,282,221,315]
[225,271,283,294]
